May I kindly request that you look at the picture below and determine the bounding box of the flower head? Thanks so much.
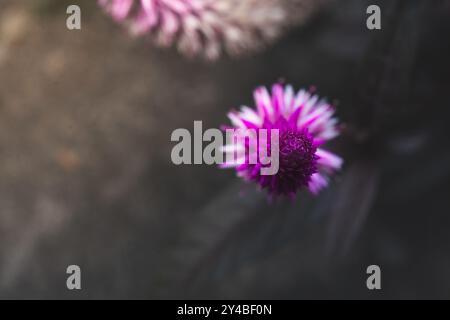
[98,0,319,60]
[222,83,343,197]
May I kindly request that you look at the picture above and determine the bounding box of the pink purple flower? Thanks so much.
[98,0,297,60]
[222,83,343,197]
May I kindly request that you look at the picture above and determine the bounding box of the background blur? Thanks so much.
[0,0,449,299]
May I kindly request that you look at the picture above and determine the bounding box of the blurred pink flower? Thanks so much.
[98,0,322,60]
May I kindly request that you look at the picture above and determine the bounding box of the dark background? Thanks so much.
[0,0,449,299]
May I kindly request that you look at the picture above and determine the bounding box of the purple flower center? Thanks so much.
[254,128,318,197]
